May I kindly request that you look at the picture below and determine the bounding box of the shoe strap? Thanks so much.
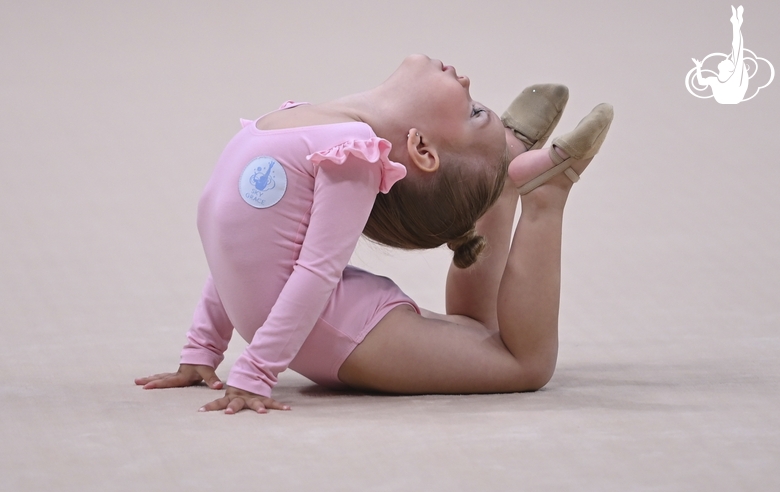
[517,146,579,195]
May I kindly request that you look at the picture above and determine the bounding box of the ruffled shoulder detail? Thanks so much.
[307,137,406,194]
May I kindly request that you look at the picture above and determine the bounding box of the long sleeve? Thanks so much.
[226,152,384,396]
[180,274,234,368]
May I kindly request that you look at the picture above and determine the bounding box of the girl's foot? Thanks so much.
[731,5,743,26]
[502,84,569,152]
[508,103,613,196]
[508,148,587,192]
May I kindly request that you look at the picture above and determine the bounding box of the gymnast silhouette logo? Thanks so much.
[239,156,287,209]
[685,5,774,104]
[251,163,276,191]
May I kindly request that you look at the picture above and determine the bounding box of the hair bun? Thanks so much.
[447,229,486,269]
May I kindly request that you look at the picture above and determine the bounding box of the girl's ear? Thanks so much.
[406,128,440,173]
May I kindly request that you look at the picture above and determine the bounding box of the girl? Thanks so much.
[136,54,613,414]
[691,5,749,104]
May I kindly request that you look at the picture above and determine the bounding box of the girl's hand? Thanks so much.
[199,385,291,414]
[134,364,224,390]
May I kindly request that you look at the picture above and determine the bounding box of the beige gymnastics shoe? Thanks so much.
[501,84,569,151]
[517,103,614,195]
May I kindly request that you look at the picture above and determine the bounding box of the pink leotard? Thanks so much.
[179,102,417,397]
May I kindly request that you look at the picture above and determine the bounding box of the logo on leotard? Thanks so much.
[239,156,287,208]
[685,5,774,104]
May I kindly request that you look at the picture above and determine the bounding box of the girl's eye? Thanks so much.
[471,106,486,117]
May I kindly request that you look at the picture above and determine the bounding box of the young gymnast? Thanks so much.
[135,54,613,414]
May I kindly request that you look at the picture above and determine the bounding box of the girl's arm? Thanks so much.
[136,275,233,389]
[179,274,234,368]
[225,152,384,398]
[692,58,712,87]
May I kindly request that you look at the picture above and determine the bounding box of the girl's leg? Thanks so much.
[444,129,526,331]
[730,6,745,71]
[339,146,586,394]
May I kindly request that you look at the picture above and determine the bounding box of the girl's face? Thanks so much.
[387,54,506,157]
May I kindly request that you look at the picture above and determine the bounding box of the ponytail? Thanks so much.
[447,229,486,269]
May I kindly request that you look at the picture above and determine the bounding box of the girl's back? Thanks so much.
[198,106,382,337]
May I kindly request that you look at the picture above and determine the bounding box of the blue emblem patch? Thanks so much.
[239,156,287,209]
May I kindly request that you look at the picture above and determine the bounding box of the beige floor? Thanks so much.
[2,1,779,491]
